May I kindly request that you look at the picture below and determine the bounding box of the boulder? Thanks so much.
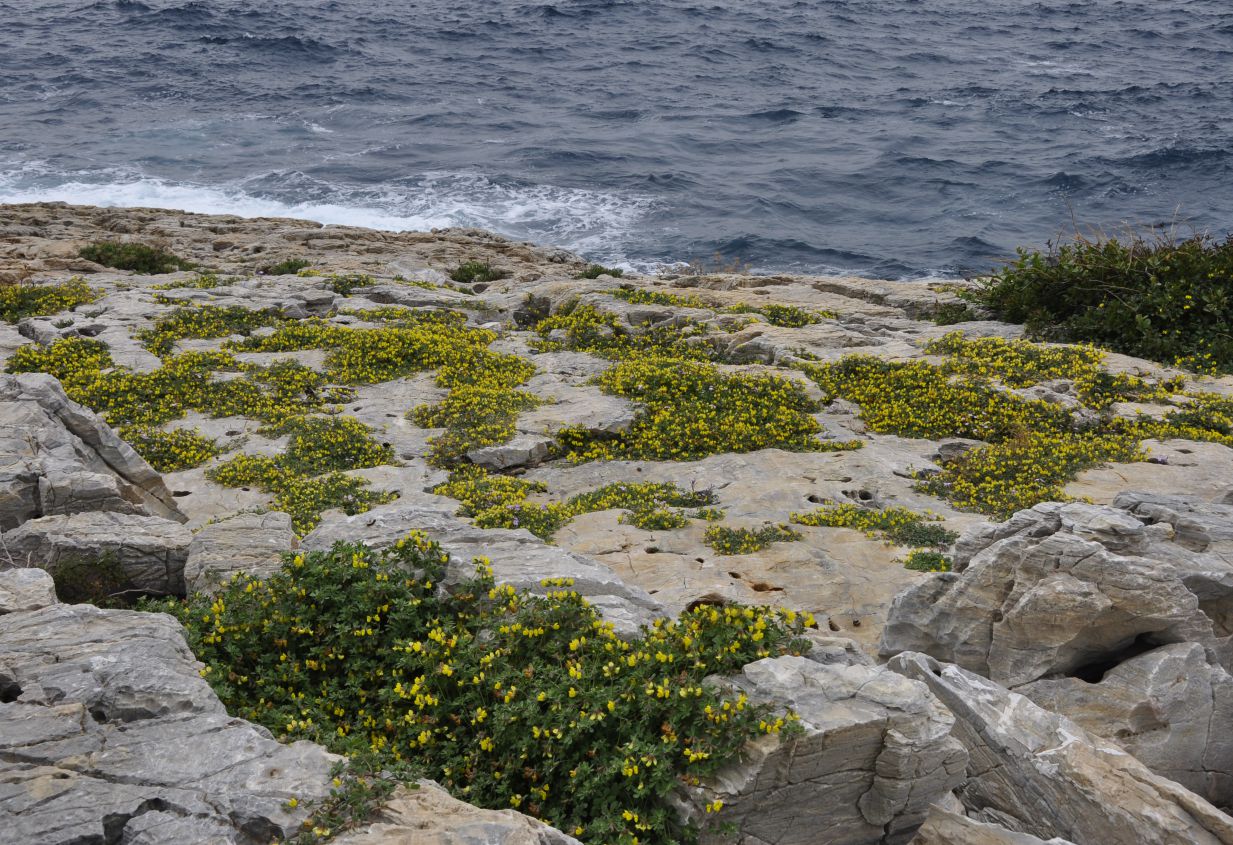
[332,781,582,845]
[467,433,554,471]
[685,655,967,845]
[184,511,295,593]
[0,598,338,844]
[1017,642,1233,805]
[0,372,184,528]
[0,568,56,614]
[2,511,192,596]
[889,652,1233,845]
[880,500,1231,688]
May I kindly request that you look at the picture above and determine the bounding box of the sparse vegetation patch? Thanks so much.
[79,241,191,274]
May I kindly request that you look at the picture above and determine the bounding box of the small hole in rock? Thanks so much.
[225,430,240,436]
[851,619,861,627]
[695,557,705,564]
[1068,634,1157,683]
[750,581,783,593]
[838,476,852,482]
[1177,448,1193,454]
[171,491,191,497]
[728,571,742,579]
[89,708,108,723]
[0,679,21,703]
[645,546,659,554]
[807,494,823,504]
[827,619,840,632]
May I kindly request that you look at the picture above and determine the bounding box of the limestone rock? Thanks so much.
[911,808,1076,844]
[0,598,338,844]
[2,511,192,596]
[184,511,296,593]
[0,568,57,614]
[0,372,184,528]
[1017,641,1233,805]
[889,651,1233,845]
[466,433,554,471]
[686,655,967,845]
[880,500,1232,687]
[331,781,582,845]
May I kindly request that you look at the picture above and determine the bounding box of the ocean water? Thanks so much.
[1,0,1230,278]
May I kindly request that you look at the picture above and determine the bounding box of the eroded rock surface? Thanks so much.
[0,578,337,844]
[890,651,1233,845]
[0,372,184,528]
[687,655,967,845]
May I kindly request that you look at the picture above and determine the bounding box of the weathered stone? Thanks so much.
[1017,642,1233,805]
[880,500,1232,687]
[184,511,296,593]
[2,511,192,596]
[684,656,967,845]
[331,781,582,845]
[889,651,1233,845]
[0,568,57,614]
[0,599,338,844]
[911,808,1076,845]
[0,372,184,528]
[467,433,554,471]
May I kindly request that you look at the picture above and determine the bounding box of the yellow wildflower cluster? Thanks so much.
[120,426,221,473]
[789,503,957,549]
[0,277,99,323]
[136,303,283,356]
[561,356,860,462]
[607,287,836,327]
[166,534,815,845]
[703,524,801,555]
[434,467,718,541]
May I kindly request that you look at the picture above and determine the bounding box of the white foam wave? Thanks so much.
[0,167,655,258]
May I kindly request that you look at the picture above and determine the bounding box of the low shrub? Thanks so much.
[971,233,1233,373]
[703,524,801,555]
[579,265,625,279]
[263,258,312,276]
[121,426,221,473]
[137,304,283,356]
[0,278,98,322]
[79,241,191,274]
[790,503,957,549]
[162,534,815,845]
[902,550,952,572]
[450,261,507,285]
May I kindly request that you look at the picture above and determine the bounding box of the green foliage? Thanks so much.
[151,273,225,291]
[121,426,221,472]
[264,258,312,275]
[450,261,507,285]
[560,356,859,462]
[533,304,717,361]
[164,534,815,845]
[928,302,979,326]
[902,550,952,572]
[972,233,1233,373]
[207,453,395,534]
[608,287,708,309]
[0,278,98,322]
[578,265,625,279]
[325,274,377,295]
[412,386,542,466]
[790,503,958,549]
[276,415,396,474]
[434,468,717,541]
[724,302,835,327]
[51,552,136,607]
[137,304,283,356]
[79,241,190,274]
[703,524,801,555]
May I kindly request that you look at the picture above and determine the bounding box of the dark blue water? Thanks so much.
[1,0,1231,277]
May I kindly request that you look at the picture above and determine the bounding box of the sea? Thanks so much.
[1,0,1230,278]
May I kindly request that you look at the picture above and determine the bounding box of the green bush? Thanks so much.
[790,503,957,549]
[79,241,191,274]
[450,261,507,285]
[703,524,801,555]
[902,550,952,572]
[579,265,625,279]
[263,258,312,276]
[0,278,98,322]
[163,534,815,844]
[972,233,1233,373]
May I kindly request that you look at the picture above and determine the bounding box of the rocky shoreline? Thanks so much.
[3,201,1233,844]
